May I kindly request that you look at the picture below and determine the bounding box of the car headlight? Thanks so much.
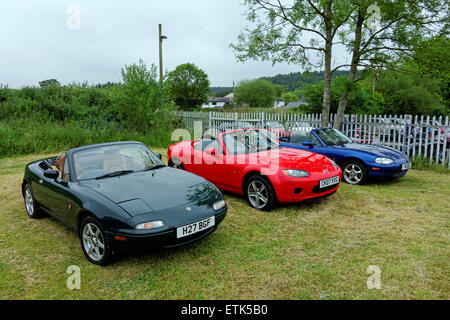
[213,200,226,211]
[375,157,394,165]
[282,169,310,177]
[135,220,165,230]
[330,160,338,169]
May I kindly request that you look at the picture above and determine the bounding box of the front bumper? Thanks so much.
[106,208,227,252]
[367,158,410,178]
[273,171,342,203]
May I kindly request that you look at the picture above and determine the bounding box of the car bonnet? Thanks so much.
[80,167,221,216]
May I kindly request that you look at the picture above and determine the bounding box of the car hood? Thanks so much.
[80,167,222,216]
[251,147,333,170]
[330,143,406,159]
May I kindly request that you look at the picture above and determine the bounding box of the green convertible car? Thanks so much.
[22,141,227,265]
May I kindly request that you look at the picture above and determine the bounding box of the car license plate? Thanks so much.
[319,176,340,188]
[402,162,411,170]
[176,216,215,239]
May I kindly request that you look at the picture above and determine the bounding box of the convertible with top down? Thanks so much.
[168,129,342,211]
[22,141,227,265]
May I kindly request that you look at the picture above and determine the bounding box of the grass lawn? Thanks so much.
[0,150,449,299]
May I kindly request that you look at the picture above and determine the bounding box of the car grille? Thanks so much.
[312,184,337,193]
[162,226,216,248]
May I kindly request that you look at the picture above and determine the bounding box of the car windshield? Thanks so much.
[73,143,164,180]
[314,128,352,146]
[223,129,280,155]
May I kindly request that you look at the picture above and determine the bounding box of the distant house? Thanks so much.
[201,97,233,109]
[224,92,234,99]
[273,97,285,108]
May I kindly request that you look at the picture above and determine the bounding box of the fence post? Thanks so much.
[261,112,265,129]
[208,111,212,128]
[403,115,408,155]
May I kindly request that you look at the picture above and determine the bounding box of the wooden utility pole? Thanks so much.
[158,24,167,84]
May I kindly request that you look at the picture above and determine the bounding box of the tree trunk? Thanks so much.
[321,7,333,127]
[334,10,364,130]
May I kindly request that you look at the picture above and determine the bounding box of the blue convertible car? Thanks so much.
[279,127,411,185]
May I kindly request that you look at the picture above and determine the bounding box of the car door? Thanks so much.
[200,139,228,187]
[189,139,213,176]
[39,156,78,226]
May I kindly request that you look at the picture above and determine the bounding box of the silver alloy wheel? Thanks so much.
[343,163,363,184]
[247,180,268,209]
[82,223,105,262]
[25,187,34,216]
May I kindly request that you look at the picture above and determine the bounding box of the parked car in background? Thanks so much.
[203,121,255,139]
[22,141,227,265]
[264,121,290,137]
[279,128,411,185]
[168,129,342,211]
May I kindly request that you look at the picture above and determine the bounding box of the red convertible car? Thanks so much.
[167,129,342,211]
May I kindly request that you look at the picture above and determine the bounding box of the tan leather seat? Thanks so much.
[52,153,65,178]
[57,154,65,173]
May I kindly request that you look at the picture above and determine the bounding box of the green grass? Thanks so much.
[0,151,449,299]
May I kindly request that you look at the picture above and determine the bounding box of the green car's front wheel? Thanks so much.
[79,217,113,266]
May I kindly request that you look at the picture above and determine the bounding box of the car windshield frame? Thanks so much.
[314,128,352,146]
[222,129,280,155]
[71,143,164,181]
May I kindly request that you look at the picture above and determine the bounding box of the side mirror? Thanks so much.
[44,169,60,180]
[205,147,217,156]
[278,136,290,143]
[156,153,162,160]
[302,141,314,149]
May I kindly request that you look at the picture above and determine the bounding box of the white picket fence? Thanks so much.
[176,111,450,167]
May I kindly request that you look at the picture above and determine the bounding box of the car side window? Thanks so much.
[290,133,309,144]
[62,157,70,181]
[205,140,222,154]
[194,139,213,151]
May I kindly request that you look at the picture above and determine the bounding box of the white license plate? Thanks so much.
[402,162,411,170]
[319,176,340,188]
[176,216,215,239]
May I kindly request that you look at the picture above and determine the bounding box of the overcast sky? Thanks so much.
[0,0,349,88]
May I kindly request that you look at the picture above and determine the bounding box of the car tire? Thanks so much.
[245,175,276,211]
[169,158,185,170]
[23,183,43,219]
[342,160,367,185]
[79,216,113,266]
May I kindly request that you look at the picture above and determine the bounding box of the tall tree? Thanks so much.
[231,0,354,126]
[333,0,448,129]
[235,79,277,108]
[167,63,210,109]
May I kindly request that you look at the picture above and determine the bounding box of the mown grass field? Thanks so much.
[0,150,449,299]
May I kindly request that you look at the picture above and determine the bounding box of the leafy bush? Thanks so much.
[0,59,181,157]
[234,79,276,108]
[167,63,210,109]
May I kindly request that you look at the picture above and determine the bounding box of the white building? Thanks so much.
[202,97,233,109]
[273,97,285,108]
